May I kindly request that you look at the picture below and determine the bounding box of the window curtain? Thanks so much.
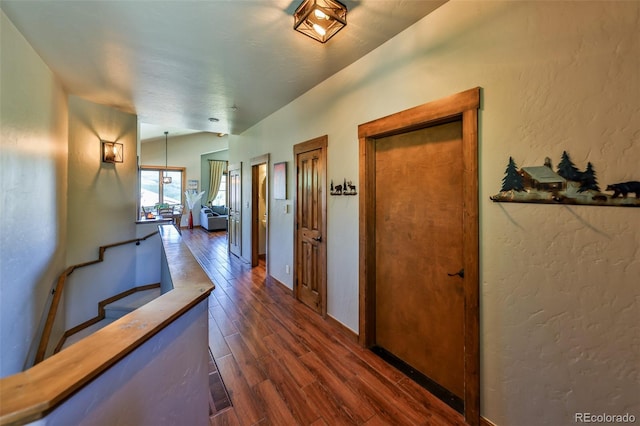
[207,160,226,205]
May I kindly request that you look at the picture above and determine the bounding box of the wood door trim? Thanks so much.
[358,87,480,425]
[293,135,328,317]
[250,155,269,166]
[357,88,481,139]
[293,136,327,156]
[461,107,480,424]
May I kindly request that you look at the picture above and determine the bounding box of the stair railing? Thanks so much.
[34,230,159,365]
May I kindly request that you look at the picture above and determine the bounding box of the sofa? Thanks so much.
[200,205,228,231]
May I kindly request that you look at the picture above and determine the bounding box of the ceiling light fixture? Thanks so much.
[208,117,219,122]
[163,131,172,184]
[293,0,347,43]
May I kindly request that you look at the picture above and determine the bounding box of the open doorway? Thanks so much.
[251,154,269,269]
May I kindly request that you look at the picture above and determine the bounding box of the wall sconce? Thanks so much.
[294,0,347,43]
[102,141,123,163]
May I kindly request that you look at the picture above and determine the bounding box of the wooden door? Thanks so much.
[294,136,327,316]
[359,88,480,425]
[228,163,242,258]
[375,121,464,400]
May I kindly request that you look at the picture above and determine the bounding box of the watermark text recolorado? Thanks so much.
[575,413,636,423]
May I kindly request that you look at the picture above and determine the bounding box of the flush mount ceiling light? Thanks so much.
[294,0,347,43]
[208,117,219,122]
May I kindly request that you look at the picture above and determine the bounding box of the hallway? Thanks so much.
[180,228,466,426]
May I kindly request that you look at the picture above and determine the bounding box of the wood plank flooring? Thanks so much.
[180,227,466,426]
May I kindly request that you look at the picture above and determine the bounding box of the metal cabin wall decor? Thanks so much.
[491,151,640,207]
[330,178,357,196]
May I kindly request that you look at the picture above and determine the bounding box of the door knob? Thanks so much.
[447,268,464,278]
[313,236,322,242]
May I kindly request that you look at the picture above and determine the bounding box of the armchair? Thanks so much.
[200,206,228,231]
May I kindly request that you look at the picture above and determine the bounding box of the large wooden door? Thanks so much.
[228,163,242,258]
[375,121,465,400]
[359,88,480,425]
[294,136,327,316]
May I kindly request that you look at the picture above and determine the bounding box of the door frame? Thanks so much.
[358,87,480,425]
[251,154,270,270]
[293,135,328,317]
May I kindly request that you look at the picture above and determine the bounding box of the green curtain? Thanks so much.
[207,160,227,205]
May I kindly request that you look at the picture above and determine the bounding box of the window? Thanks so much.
[139,166,185,218]
[210,173,227,206]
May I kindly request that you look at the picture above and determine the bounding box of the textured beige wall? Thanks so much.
[64,96,141,327]
[0,11,68,375]
[230,1,639,424]
[66,96,138,264]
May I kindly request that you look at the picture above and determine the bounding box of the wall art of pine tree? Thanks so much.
[578,162,600,192]
[501,157,524,192]
[556,151,581,181]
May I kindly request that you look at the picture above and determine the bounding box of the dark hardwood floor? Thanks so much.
[180,227,466,426]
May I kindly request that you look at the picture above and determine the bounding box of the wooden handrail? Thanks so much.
[1,225,214,425]
[33,231,160,365]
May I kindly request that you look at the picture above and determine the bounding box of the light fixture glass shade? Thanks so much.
[102,141,123,163]
[294,0,347,43]
[162,175,172,184]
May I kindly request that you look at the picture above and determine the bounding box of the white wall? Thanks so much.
[66,96,138,263]
[141,133,228,226]
[0,12,166,371]
[229,2,640,425]
[0,11,68,376]
[135,223,163,287]
[63,96,142,330]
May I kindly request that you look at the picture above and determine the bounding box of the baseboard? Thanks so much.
[267,274,293,296]
[54,283,161,353]
[268,275,358,343]
[481,416,497,426]
[325,315,359,343]
[97,283,160,316]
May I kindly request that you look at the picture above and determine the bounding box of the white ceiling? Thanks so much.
[1,0,446,140]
